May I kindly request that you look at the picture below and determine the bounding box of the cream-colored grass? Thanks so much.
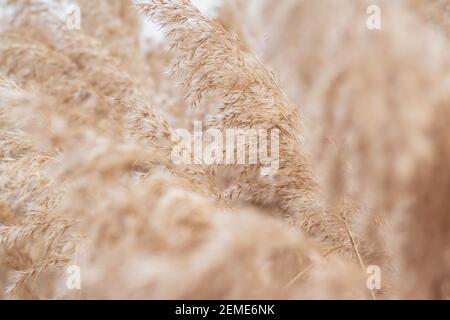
[0,0,449,299]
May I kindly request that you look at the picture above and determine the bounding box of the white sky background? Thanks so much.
[187,0,221,14]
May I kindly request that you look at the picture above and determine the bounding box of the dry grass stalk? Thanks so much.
[0,0,448,300]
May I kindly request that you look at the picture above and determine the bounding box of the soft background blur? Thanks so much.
[1,0,449,300]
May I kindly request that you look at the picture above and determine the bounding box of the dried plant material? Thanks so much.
[0,0,449,300]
